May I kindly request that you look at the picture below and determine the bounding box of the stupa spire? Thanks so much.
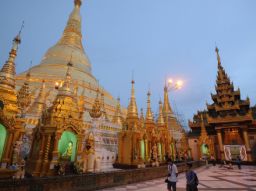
[58,60,73,96]
[200,114,208,138]
[101,91,109,121]
[17,67,32,113]
[74,0,82,7]
[140,108,145,125]
[0,22,23,88]
[112,97,123,125]
[215,46,221,66]
[57,0,83,50]
[146,91,153,122]
[157,100,165,126]
[127,80,138,119]
[27,80,47,117]
[163,86,174,118]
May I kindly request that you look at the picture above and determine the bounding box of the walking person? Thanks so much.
[186,163,198,191]
[236,156,241,169]
[167,159,178,191]
[210,154,216,166]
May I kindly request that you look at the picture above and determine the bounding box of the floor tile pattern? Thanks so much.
[98,165,256,191]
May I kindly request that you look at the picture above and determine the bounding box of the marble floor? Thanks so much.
[99,165,256,191]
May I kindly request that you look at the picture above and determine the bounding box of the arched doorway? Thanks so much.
[0,124,7,161]
[201,143,209,159]
[140,139,145,160]
[58,131,77,162]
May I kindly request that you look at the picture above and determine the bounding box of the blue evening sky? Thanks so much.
[1,0,256,127]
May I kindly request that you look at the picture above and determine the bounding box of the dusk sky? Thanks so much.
[1,0,256,127]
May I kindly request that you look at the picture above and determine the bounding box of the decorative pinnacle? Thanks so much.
[14,21,24,45]
[215,46,221,66]
[74,0,82,7]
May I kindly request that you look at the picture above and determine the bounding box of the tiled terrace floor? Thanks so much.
[99,165,256,191]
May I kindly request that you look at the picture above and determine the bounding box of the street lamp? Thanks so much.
[167,79,183,90]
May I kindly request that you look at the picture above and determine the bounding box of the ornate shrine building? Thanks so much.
[116,80,188,168]
[189,47,256,162]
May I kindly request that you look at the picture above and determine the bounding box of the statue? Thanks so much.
[151,143,159,167]
[62,141,73,160]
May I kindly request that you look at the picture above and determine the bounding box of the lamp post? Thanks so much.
[165,78,183,160]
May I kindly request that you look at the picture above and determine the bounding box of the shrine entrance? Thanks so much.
[223,145,247,161]
[0,124,7,161]
[58,131,77,162]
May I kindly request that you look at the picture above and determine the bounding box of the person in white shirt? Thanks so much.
[167,159,178,191]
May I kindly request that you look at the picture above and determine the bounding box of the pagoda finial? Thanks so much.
[101,91,109,121]
[26,80,47,117]
[127,79,138,119]
[215,46,221,66]
[74,0,82,7]
[200,114,208,137]
[57,0,83,50]
[112,97,123,125]
[157,100,165,126]
[146,90,153,122]
[59,61,73,93]
[0,22,24,88]
[163,85,174,118]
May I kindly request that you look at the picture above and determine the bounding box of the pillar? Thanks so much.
[217,129,224,160]
[242,129,252,161]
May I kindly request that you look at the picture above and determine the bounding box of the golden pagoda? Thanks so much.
[189,47,255,161]
[27,62,87,176]
[0,29,25,168]
[16,0,123,125]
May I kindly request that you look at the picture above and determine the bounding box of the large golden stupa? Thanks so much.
[16,0,120,124]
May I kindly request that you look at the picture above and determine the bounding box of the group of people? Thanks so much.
[166,159,198,191]
[219,156,242,170]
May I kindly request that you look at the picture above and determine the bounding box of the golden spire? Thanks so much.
[163,85,174,118]
[140,108,145,125]
[74,0,82,7]
[112,97,123,125]
[89,88,102,118]
[127,80,138,119]
[27,80,47,117]
[145,91,153,122]
[215,46,221,66]
[101,91,109,121]
[200,114,208,138]
[157,100,165,126]
[0,22,23,89]
[17,68,31,113]
[58,62,73,96]
[78,82,86,114]
[57,0,83,50]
